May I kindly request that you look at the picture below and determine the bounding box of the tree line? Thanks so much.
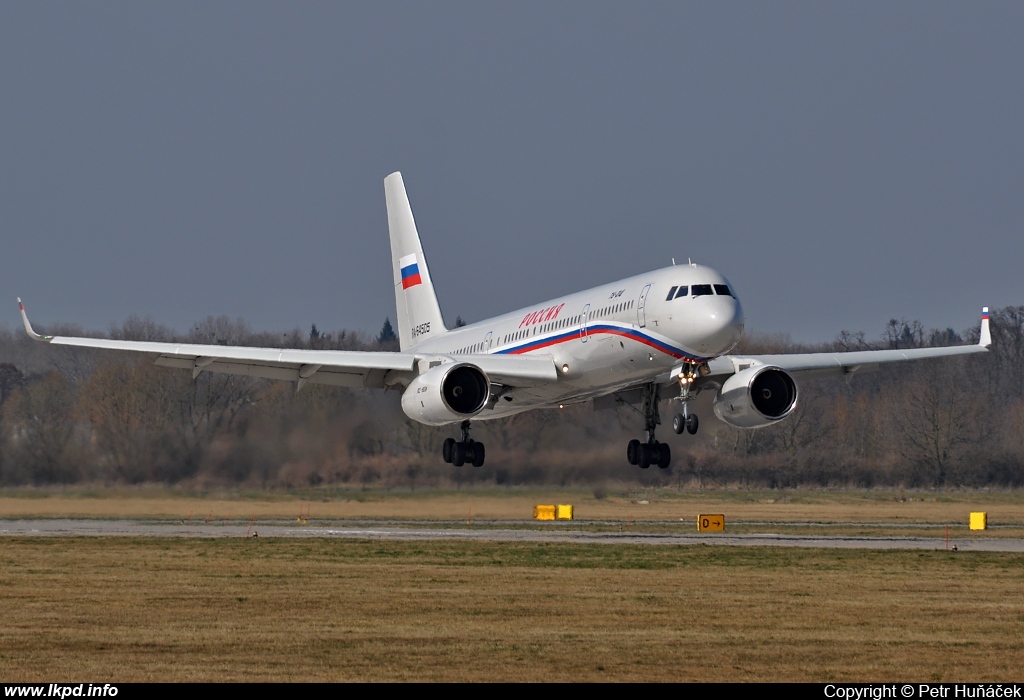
[0,309,1022,489]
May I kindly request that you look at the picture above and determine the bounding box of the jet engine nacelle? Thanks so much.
[713,365,798,428]
[401,362,491,426]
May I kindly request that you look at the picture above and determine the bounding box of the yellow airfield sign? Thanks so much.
[697,514,725,532]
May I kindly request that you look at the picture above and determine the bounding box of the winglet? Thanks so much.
[979,307,991,348]
[17,298,52,342]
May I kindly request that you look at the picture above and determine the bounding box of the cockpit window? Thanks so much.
[665,286,678,301]
[714,284,733,297]
[674,286,688,299]
[691,284,713,297]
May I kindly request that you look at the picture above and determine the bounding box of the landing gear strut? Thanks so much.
[626,383,671,469]
[672,363,704,436]
[442,420,485,468]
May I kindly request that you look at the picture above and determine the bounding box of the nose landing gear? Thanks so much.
[672,410,699,435]
[671,362,705,436]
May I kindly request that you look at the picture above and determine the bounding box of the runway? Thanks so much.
[2,519,1023,551]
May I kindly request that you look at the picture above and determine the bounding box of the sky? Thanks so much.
[2,2,1022,343]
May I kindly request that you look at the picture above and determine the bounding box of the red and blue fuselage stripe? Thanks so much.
[493,324,713,363]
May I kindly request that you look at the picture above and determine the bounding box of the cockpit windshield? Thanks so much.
[667,283,735,300]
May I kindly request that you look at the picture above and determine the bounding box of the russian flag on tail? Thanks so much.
[400,254,422,289]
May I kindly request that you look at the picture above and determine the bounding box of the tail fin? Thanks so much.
[980,307,992,348]
[385,172,448,350]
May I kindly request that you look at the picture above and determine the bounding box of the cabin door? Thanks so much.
[637,284,652,328]
[580,304,591,343]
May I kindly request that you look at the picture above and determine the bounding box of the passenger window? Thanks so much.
[692,284,713,296]
[674,286,688,299]
[714,284,733,297]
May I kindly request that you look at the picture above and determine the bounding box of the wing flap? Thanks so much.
[152,357,391,388]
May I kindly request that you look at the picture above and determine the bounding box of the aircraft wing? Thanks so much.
[18,300,557,390]
[702,342,988,382]
[692,308,992,383]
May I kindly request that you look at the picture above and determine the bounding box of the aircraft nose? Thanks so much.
[691,296,744,355]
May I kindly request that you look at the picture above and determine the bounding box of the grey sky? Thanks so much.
[3,3,1021,343]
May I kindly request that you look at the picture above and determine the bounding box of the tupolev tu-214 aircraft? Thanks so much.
[19,172,991,469]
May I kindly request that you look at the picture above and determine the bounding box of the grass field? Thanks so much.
[1,538,1022,682]
[2,488,1022,681]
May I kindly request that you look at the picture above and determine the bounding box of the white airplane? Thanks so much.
[18,172,992,469]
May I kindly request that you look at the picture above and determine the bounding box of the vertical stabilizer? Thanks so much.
[385,172,448,350]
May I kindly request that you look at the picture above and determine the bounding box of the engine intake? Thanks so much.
[401,362,491,426]
[713,365,798,428]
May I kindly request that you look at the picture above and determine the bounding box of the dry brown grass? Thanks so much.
[3,488,1024,526]
[0,538,1022,682]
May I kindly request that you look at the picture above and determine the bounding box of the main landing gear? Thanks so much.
[626,383,671,469]
[442,420,485,468]
[625,363,708,469]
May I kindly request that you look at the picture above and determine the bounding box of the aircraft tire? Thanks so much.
[451,443,466,467]
[637,444,652,469]
[442,438,455,464]
[627,439,640,465]
[471,442,485,468]
[672,414,685,434]
[657,442,671,469]
[686,414,699,435]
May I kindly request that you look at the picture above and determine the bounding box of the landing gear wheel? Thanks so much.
[627,439,640,466]
[637,444,652,469]
[672,414,685,435]
[629,383,666,469]
[445,420,486,468]
[686,414,699,435]
[657,442,671,469]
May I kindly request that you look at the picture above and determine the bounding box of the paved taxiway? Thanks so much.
[2,519,1023,551]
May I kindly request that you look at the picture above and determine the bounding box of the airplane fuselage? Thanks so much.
[414,264,745,418]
